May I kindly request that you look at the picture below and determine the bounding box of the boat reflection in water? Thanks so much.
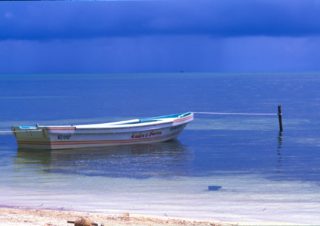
[16,140,192,178]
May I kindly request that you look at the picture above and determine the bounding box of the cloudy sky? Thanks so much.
[1,0,320,73]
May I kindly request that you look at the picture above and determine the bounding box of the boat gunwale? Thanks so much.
[73,118,174,130]
[12,112,193,131]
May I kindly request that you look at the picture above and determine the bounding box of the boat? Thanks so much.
[12,112,193,150]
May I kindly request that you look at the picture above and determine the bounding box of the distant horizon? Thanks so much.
[2,71,320,75]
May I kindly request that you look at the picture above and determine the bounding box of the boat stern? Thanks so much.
[12,125,51,149]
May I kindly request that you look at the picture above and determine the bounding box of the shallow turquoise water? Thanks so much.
[0,73,319,224]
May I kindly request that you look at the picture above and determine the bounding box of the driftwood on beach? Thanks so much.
[67,217,99,226]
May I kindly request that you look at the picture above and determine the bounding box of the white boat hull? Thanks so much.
[12,112,193,150]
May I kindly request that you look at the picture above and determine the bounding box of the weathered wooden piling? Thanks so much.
[277,105,283,132]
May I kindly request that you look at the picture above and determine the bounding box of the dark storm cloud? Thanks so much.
[1,0,320,41]
[2,1,320,74]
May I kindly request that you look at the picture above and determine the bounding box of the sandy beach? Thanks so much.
[0,207,226,226]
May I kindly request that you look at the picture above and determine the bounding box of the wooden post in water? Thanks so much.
[277,105,283,132]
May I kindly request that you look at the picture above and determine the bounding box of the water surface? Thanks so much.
[0,73,319,224]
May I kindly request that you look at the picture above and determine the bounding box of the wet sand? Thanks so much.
[0,207,226,226]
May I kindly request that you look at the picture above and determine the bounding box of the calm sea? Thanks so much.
[0,73,319,224]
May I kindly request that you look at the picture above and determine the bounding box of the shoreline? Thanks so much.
[0,207,227,226]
